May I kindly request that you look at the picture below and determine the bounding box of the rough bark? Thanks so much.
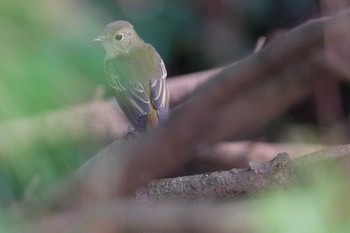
[136,153,291,201]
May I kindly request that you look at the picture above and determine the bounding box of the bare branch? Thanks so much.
[136,153,291,201]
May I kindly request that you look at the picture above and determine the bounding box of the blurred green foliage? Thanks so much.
[0,0,108,202]
[255,163,350,233]
[0,0,106,120]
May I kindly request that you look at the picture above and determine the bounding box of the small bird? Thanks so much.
[94,21,169,134]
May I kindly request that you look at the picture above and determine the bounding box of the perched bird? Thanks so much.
[94,20,169,134]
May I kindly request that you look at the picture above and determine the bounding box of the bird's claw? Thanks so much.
[122,129,140,140]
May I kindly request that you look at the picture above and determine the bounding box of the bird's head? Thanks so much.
[94,20,143,58]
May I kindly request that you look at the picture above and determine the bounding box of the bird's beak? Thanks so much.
[93,35,105,42]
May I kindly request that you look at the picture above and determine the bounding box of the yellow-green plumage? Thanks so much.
[95,20,169,133]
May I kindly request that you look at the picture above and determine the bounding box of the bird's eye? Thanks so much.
[115,34,123,41]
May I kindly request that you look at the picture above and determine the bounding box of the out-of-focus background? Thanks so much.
[1,0,311,198]
[2,0,350,232]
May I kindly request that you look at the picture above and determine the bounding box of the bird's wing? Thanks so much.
[106,62,152,132]
[148,46,169,121]
[149,77,169,120]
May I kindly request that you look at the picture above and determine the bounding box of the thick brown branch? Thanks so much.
[0,100,127,156]
[168,67,224,106]
[136,144,350,201]
[136,153,291,201]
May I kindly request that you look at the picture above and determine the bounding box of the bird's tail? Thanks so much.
[146,108,159,130]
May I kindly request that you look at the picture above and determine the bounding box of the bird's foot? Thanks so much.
[122,129,140,141]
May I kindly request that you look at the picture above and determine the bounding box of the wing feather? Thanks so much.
[149,48,169,122]
[113,87,149,132]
